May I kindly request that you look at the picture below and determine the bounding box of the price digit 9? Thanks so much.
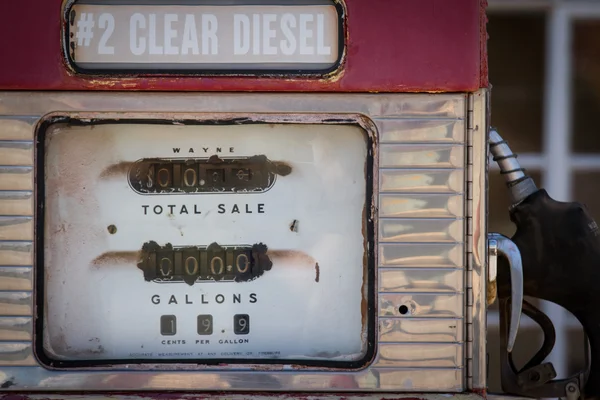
[234,314,249,335]
[197,315,213,335]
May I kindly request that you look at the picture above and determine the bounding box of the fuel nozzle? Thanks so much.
[489,129,538,206]
[490,129,600,399]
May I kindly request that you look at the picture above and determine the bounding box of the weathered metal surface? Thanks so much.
[0,394,485,400]
[379,293,463,318]
[0,1,485,92]
[0,92,475,392]
[379,318,462,343]
[0,218,32,241]
[0,243,32,266]
[377,119,465,143]
[379,244,464,267]
[374,343,463,367]
[378,219,463,243]
[379,194,464,219]
[0,118,38,141]
[380,145,464,169]
[0,193,33,217]
[0,168,33,192]
[467,89,489,389]
[380,170,464,194]
[0,292,32,316]
[0,343,36,366]
[0,268,32,291]
[0,317,32,341]
[378,268,463,292]
[0,142,32,167]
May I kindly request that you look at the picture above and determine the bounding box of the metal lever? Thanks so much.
[489,233,524,352]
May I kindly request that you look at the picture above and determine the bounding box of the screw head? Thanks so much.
[528,371,541,382]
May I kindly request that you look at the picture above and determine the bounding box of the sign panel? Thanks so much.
[65,2,342,73]
[39,119,371,367]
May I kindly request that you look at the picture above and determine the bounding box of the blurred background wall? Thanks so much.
[486,0,600,392]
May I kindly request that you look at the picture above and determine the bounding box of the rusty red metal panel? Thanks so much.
[479,0,490,88]
[0,0,487,92]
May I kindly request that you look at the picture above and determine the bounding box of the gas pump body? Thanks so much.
[0,0,490,398]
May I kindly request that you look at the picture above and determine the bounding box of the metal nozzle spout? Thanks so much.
[489,129,538,206]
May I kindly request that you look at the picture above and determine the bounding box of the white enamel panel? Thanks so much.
[43,122,369,363]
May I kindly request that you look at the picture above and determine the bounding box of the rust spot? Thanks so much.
[206,154,222,164]
[107,224,117,234]
[272,161,292,176]
[290,219,298,232]
[99,161,132,178]
[315,263,320,283]
[92,251,141,266]
[267,250,316,265]
[361,199,370,336]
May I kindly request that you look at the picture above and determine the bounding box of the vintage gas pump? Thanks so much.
[0,0,597,399]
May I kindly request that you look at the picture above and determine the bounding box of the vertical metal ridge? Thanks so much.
[465,90,489,389]
[0,126,35,332]
[465,93,475,389]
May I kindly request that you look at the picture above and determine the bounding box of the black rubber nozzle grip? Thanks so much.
[509,189,600,396]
